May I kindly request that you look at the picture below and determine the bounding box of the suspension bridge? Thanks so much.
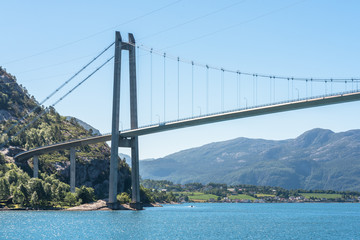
[8,31,360,210]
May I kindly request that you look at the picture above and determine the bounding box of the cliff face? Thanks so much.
[54,158,131,199]
[9,144,131,199]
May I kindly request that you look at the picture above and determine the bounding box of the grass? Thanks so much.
[188,193,219,201]
[300,193,342,199]
[174,192,257,201]
[3,204,23,209]
[255,194,275,198]
[190,199,207,203]
[174,192,219,201]
[228,194,256,200]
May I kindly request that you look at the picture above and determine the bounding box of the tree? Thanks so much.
[64,192,77,206]
[185,183,203,191]
[0,178,10,200]
[140,186,154,204]
[166,192,176,202]
[117,192,130,204]
[0,154,5,165]
[13,188,25,206]
[18,184,29,205]
[54,183,68,202]
[28,178,46,202]
[6,169,18,185]
[43,182,52,201]
[30,191,39,208]
[76,186,95,204]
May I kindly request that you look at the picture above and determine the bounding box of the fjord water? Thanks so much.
[1,203,359,239]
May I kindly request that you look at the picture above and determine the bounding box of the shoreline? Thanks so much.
[0,200,163,211]
[1,201,358,212]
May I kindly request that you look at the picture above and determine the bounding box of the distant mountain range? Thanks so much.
[140,128,360,191]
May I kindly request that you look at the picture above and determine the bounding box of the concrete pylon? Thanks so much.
[33,155,39,178]
[70,147,76,193]
[108,32,142,210]
[109,31,122,204]
[128,33,142,210]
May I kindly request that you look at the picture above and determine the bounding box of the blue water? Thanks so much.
[0,203,359,239]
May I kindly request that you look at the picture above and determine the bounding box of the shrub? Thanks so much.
[64,192,77,206]
[117,192,130,204]
[76,186,95,204]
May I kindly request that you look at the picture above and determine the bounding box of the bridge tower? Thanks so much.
[108,31,142,210]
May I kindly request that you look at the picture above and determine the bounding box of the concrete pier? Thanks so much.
[129,33,142,209]
[33,155,39,178]
[109,31,122,204]
[131,137,141,206]
[70,147,76,193]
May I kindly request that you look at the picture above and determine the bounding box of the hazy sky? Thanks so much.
[1,0,360,159]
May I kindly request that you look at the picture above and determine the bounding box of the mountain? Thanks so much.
[119,153,132,166]
[66,116,101,136]
[140,128,360,191]
[0,67,38,121]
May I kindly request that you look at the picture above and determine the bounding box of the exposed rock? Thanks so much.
[66,200,109,211]
[0,110,13,122]
[56,158,131,199]
[4,146,25,157]
[65,200,139,211]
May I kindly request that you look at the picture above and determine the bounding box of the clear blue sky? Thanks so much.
[1,0,360,159]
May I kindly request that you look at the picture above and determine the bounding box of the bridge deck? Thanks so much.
[14,91,360,161]
[15,135,111,161]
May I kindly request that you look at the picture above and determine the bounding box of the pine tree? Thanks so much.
[0,178,10,200]
[18,184,29,205]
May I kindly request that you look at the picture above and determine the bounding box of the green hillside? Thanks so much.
[0,67,131,207]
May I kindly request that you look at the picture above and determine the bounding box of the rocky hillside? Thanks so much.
[65,116,101,136]
[140,128,360,191]
[0,67,38,121]
[0,67,131,198]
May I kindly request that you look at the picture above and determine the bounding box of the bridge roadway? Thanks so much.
[14,91,360,161]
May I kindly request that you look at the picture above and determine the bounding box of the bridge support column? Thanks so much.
[109,31,122,205]
[70,147,76,193]
[128,33,142,210]
[130,137,141,210]
[33,155,39,178]
[108,32,142,209]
